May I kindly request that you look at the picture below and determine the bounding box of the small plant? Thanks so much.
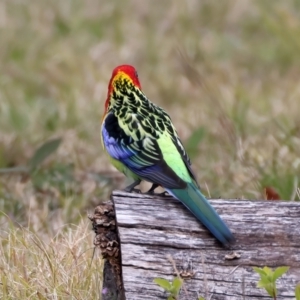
[253,266,289,299]
[153,276,183,300]
[295,283,300,300]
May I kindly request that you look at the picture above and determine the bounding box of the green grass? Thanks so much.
[0,0,300,298]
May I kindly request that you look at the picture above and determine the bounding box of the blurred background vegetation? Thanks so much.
[0,0,300,298]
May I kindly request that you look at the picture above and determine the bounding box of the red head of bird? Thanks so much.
[104,65,142,116]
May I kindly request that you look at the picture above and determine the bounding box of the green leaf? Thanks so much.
[253,267,267,277]
[260,266,274,282]
[257,280,276,297]
[153,278,172,291]
[28,138,62,171]
[0,166,28,174]
[171,277,182,295]
[185,127,206,159]
[186,127,206,147]
[295,283,300,300]
[31,163,75,194]
[262,266,273,276]
[265,285,276,298]
[257,277,271,288]
[272,266,289,281]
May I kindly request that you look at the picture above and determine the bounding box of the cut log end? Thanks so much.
[88,202,124,300]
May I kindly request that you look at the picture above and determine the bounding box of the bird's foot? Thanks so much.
[129,188,141,193]
[145,183,159,194]
[145,184,169,197]
[155,191,170,197]
[124,179,141,193]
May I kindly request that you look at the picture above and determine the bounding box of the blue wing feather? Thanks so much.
[102,112,186,189]
[102,125,135,160]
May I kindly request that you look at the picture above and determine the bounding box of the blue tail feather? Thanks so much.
[166,183,234,245]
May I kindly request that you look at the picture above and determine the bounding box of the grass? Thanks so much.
[0,219,102,299]
[0,0,300,298]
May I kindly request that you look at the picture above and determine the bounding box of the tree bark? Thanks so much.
[91,190,300,300]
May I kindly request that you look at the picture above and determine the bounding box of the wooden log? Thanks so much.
[91,190,300,300]
[89,202,125,300]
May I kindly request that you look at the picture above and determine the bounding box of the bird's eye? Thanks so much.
[135,71,138,78]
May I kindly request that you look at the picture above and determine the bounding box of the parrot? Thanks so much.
[101,64,234,245]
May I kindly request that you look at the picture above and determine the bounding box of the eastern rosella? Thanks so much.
[101,65,234,245]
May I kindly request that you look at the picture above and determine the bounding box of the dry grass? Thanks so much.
[0,219,102,299]
[0,0,300,298]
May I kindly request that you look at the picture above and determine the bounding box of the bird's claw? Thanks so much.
[124,179,142,193]
[124,187,141,193]
[154,191,169,197]
[145,183,159,194]
[146,189,169,197]
[124,182,168,196]
[144,183,169,197]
